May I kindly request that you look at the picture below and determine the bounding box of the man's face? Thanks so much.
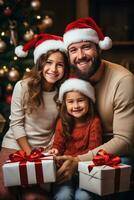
[68,41,101,80]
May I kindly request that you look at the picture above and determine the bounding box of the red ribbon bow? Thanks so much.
[7,147,53,185]
[88,149,121,172]
[9,147,44,162]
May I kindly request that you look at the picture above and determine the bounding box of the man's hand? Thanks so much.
[55,155,80,183]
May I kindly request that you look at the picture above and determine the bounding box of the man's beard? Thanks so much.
[72,53,101,81]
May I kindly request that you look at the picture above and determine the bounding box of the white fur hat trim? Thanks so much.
[63,28,112,50]
[59,78,95,103]
[34,40,66,63]
[63,28,99,49]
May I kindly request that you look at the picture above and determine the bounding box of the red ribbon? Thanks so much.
[88,149,121,172]
[9,147,44,162]
[8,148,45,185]
[88,149,121,192]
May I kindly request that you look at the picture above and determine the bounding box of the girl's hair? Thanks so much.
[23,50,69,113]
[60,92,95,140]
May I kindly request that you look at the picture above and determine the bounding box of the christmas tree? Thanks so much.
[0,0,54,140]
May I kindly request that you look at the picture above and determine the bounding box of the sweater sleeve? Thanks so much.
[78,75,134,161]
[52,119,65,155]
[9,80,27,139]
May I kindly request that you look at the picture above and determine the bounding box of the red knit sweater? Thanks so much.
[52,117,102,156]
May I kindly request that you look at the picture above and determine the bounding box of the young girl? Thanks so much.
[0,34,69,197]
[48,78,102,200]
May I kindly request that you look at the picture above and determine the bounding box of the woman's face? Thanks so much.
[43,52,65,89]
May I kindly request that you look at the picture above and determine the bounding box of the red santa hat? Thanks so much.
[15,34,66,63]
[63,17,112,50]
[58,78,95,103]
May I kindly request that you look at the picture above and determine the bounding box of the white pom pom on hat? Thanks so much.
[58,78,95,103]
[15,34,67,63]
[99,36,112,50]
[63,17,112,50]
[15,45,28,57]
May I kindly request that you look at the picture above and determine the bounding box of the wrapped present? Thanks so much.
[2,148,56,187]
[0,113,6,133]
[78,149,132,196]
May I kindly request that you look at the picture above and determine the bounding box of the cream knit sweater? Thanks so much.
[2,80,59,150]
[79,60,134,161]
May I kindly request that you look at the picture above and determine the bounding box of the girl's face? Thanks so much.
[43,52,65,89]
[65,91,89,119]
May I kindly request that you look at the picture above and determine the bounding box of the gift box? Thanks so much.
[2,149,56,187]
[78,161,131,196]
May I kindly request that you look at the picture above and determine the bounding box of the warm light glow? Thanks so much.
[36,15,41,19]
[25,67,31,72]
[1,32,5,36]
[3,65,7,69]
[13,56,18,60]
[3,65,8,72]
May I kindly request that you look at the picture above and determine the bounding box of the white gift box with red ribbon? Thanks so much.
[78,161,131,196]
[3,156,56,187]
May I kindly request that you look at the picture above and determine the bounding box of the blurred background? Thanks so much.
[0,0,134,147]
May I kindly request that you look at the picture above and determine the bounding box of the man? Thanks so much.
[56,17,134,185]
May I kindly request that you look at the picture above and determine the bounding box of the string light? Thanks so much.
[1,32,6,36]
[3,65,9,73]
[36,15,41,19]
[13,56,18,60]
[25,67,31,72]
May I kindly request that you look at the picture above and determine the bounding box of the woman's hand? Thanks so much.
[17,136,32,155]
[55,155,80,183]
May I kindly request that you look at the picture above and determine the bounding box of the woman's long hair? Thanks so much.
[60,93,95,141]
[23,50,69,113]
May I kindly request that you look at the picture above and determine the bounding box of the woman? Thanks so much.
[0,34,69,198]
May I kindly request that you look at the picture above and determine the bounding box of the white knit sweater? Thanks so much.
[2,80,59,150]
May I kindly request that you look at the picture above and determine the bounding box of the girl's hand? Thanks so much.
[47,148,59,155]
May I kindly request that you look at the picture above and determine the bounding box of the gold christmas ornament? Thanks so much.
[42,16,53,27]
[0,38,7,53]
[24,29,35,41]
[8,68,20,82]
[38,16,53,33]
[0,68,5,77]
[0,0,4,5]
[23,21,29,28]
[6,83,13,92]
[31,0,41,11]
[3,66,9,74]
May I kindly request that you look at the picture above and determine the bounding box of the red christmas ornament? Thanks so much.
[4,7,12,17]
[5,94,12,104]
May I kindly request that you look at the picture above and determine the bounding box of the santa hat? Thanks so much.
[63,17,112,50]
[58,78,95,103]
[15,34,66,63]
